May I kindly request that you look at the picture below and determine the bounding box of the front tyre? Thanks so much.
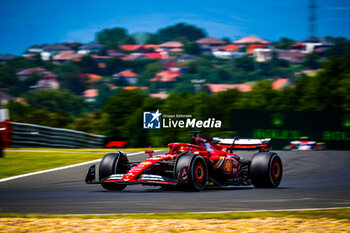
[99,152,128,191]
[175,154,208,191]
[250,152,282,188]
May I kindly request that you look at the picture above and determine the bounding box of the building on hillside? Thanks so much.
[78,43,104,55]
[246,44,267,54]
[158,41,184,53]
[174,54,198,62]
[150,91,168,99]
[233,36,270,46]
[0,91,14,105]
[113,70,139,85]
[40,44,71,60]
[83,89,98,102]
[254,48,306,64]
[0,54,18,64]
[120,45,143,52]
[196,37,226,55]
[16,68,56,81]
[272,78,291,90]
[23,44,47,57]
[205,84,252,93]
[80,73,103,83]
[212,44,245,59]
[123,86,148,91]
[32,75,60,90]
[106,49,127,57]
[52,50,83,64]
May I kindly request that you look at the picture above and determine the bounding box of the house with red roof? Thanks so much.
[113,70,139,85]
[150,91,168,99]
[80,73,103,83]
[246,44,267,54]
[212,44,245,59]
[158,41,184,54]
[120,45,143,52]
[205,84,252,93]
[123,86,148,91]
[272,78,291,90]
[150,70,181,82]
[83,89,99,102]
[52,50,83,64]
[145,52,164,59]
[16,68,57,81]
[234,36,270,46]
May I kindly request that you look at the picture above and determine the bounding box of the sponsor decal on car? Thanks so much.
[224,159,232,174]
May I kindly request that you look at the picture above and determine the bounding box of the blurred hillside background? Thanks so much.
[0,0,349,147]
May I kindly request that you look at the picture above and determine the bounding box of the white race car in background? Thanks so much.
[289,137,325,151]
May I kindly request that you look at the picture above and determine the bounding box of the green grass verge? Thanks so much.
[0,148,167,179]
[0,208,348,220]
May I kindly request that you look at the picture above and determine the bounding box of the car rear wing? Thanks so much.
[212,137,272,152]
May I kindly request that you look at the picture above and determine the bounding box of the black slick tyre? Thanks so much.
[99,152,128,191]
[250,152,282,188]
[175,154,208,191]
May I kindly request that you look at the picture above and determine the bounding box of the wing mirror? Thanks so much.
[145,150,154,157]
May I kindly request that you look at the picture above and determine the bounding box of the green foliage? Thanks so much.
[68,112,104,134]
[96,27,128,48]
[274,37,295,49]
[138,62,162,87]
[24,90,84,115]
[122,35,137,45]
[234,55,255,72]
[221,37,231,44]
[324,37,350,58]
[184,42,201,55]
[102,90,146,138]
[156,23,207,42]
[76,56,100,74]
[144,33,162,44]
[303,53,321,69]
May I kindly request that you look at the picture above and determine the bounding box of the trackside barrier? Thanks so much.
[0,121,106,148]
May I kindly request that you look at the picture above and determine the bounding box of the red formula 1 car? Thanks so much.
[85,132,282,191]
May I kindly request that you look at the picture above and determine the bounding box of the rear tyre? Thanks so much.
[99,152,128,191]
[250,152,282,188]
[175,154,208,191]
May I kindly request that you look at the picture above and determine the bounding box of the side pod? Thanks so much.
[85,164,100,184]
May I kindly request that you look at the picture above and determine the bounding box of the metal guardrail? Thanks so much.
[2,121,106,148]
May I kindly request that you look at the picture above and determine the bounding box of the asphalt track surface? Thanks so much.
[0,150,349,214]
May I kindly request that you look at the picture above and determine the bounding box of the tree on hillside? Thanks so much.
[138,62,162,86]
[156,23,207,42]
[274,37,295,49]
[24,90,85,115]
[102,90,146,138]
[76,56,100,74]
[122,35,137,45]
[184,42,201,55]
[96,27,128,48]
[324,37,350,58]
[303,53,321,69]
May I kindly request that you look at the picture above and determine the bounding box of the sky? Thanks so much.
[1,0,349,55]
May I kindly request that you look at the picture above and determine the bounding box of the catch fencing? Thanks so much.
[0,121,106,148]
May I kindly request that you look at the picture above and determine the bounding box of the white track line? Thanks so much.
[70,206,350,216]
[0,151,161,183]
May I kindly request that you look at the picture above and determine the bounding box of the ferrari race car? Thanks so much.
[86,132,282,191]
